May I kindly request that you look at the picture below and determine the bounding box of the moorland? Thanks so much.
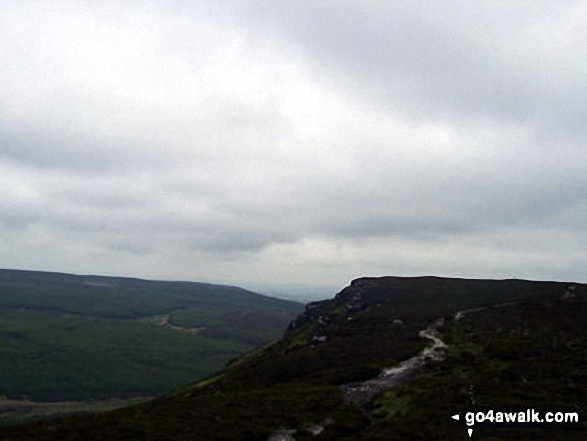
[0,269,302,424]
[2,275,586,440]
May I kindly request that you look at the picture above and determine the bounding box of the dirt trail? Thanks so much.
[269,301,522,440]
[0,397,150,425]
[454,301,520,320]
[132,314,205,335]
[344,301,521,404]
[154,315,206,335]
[343,318,447,404]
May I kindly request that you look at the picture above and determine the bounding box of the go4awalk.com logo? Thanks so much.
[450,406,582,438]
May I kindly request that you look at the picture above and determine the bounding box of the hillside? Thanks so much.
[2,276,586,440]
[0,269,302,423]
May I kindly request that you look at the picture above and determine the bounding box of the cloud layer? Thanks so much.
[1,1,586,288]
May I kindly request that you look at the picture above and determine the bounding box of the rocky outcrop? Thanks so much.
[287,278,381,333]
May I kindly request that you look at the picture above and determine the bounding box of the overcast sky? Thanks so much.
[1,1,586,292]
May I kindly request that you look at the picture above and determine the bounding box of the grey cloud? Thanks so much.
[230,1,587,142]
[0,1,586,285]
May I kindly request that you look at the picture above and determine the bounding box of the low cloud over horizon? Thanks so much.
[1,1,586,288]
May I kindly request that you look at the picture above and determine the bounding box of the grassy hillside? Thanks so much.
[2,276,586,440]
[0,269,302,408]
[0,269,297,318]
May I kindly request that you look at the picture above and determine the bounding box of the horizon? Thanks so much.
[1,266,582,304]
[2,2,586,286]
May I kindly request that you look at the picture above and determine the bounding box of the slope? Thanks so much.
[0,269,302,412]
[2,276,586,440]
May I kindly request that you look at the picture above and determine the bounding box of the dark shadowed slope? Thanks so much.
[2,276,586,440]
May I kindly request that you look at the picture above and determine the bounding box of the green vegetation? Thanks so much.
[2,276,586,440]
[372,390,411,420]
[362,292,587,440]
[169,304,295,346]
[0,397,150,427]
[0,269,302,423]
[0,308,249,401]
[0,269,297,318]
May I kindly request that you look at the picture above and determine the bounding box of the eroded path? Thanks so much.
[344,301,521,404]
[134,314,206,335]
[343,318,447,404]
[268,301,522,440]
[155,315,206,335]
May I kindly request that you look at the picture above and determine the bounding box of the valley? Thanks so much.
[0,269,302,424]
[1,276,586,440]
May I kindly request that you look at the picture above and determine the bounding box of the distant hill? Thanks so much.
[0,269,302,423]
[2,276,586,440]
[0,269,301,319]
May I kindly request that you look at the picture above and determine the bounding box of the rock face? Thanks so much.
[267,418,336,441]
[564,284,577,299]
[287,278,379,332]
[6,276,587,441]
[283,278,385,352]
[267,430,296,441]
[268,436,294,441]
